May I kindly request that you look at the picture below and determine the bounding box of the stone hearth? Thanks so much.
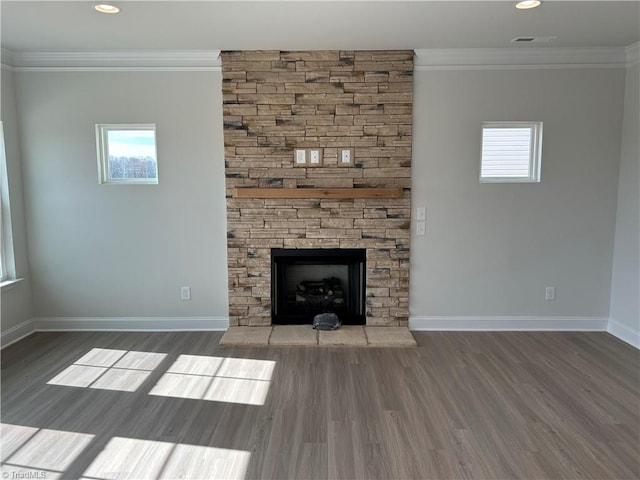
[222,50,413,328]
[219,326,417,347]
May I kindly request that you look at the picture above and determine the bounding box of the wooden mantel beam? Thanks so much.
[231,187,404,199]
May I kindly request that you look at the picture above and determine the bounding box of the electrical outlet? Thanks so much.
[545,287,555,301]
[339,148,354,166]
[309,149,322,166]
[181,286,191,301]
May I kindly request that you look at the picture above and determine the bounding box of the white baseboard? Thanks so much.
[409,316,609,332]
[7,316,632,348]
[1,318,35,349]
[34,316,229,332]
[607,319,640,349]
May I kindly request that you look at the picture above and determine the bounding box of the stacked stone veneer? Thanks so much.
[222,50,413,327]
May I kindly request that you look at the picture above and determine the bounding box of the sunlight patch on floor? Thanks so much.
[47,348,167,392]
[0,423,94,479]
[149,355,275,405]
[80,437,250,480]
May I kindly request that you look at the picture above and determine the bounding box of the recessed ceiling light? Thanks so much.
[515,0,541,9]
[94,4,120,14]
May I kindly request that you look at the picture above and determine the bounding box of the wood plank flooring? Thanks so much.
[1,331,638,479]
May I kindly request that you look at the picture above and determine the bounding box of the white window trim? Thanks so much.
[0,121,17,283]
[480,121,543,183]
[96,124,158,185]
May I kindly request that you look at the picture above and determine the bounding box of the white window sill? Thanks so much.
[1,278,24,292]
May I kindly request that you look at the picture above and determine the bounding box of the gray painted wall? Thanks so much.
[1,68,33,332]
[411,68,625,319]
[610,62,640,340]
[8,65,633,331]
[15,71,228,318]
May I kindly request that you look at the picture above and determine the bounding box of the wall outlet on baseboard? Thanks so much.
[545,287,555,301]
[181,286,191,301]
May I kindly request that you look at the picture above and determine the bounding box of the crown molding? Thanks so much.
[626,42,640,67]
[2,47,636,71]
[414,47,630,70]
[2,50,221,71]
[1,48,16,71]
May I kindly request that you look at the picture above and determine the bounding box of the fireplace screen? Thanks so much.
[271,248,366,325]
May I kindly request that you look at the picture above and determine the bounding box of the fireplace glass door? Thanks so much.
[271,248,366,325]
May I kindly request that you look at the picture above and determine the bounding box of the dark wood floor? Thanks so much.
[1,331,638,479]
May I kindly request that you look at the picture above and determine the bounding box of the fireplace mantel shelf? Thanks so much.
[232,187,403,199]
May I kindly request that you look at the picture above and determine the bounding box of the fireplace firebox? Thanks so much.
[271,248,366,325]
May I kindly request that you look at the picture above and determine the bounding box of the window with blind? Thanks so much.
[480,122,542,183]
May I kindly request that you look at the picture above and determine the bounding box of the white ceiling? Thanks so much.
[1,1,638,53]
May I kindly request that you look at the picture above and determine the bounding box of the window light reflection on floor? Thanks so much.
[0,423,95,479]
[80,436,250,480]
[0,424,250,480]
[47,348,167,392]
[149,355,276,406]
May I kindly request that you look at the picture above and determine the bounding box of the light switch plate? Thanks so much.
[294,149,307,166]
[416,222,426,236]
[416,207,426,221]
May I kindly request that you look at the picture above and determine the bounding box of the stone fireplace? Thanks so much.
[222,50,413,328]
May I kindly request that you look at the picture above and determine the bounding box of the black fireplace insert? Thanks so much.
[271,248,366,325]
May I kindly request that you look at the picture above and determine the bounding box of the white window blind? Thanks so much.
[480,122,542,183]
